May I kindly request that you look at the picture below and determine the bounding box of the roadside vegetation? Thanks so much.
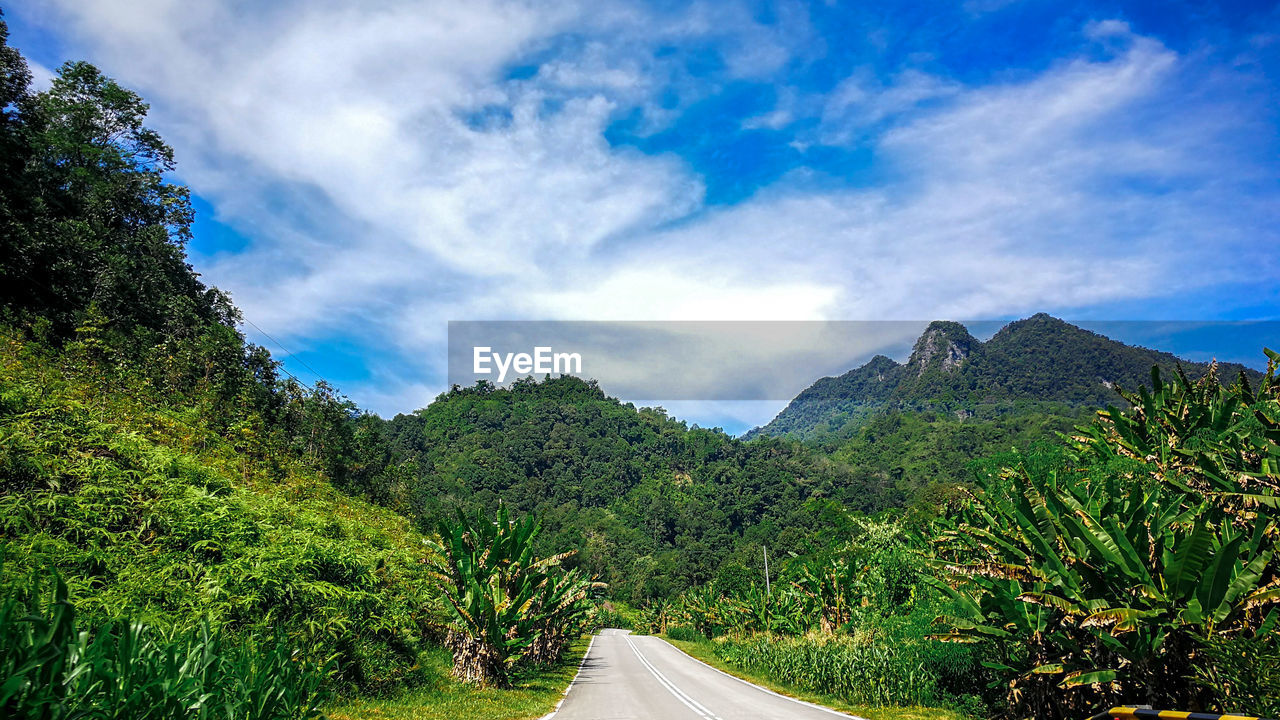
[653,357,1280,719]
[934,360,1280,718]
[428,505,602,687]
[650,518,989,716]
[664,635,969,720]
[1,570,331,720]
[0,16,595,718]
[0,328,442,695]
[327,640,589,720]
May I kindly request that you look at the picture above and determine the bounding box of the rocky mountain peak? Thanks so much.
[907,321,978,375]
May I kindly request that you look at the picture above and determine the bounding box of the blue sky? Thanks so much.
[6,0,1280,433]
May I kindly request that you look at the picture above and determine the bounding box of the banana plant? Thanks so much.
[426,504,563,687]
[793,555,859,634]
[677,585,728,638]
[525,568,605,666]
[931,352,1280,717]
[1077,352,1280,520]
[637,597,672,635]
[725,585,807,635]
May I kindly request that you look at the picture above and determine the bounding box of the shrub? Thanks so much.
[590,603,634,631]
[428,505,602,687]
[932,358,1280,718]
[0,335,444,695]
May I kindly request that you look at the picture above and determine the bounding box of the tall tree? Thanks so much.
[0,34,231,340]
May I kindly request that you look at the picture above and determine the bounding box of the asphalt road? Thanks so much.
[546,629,862,720]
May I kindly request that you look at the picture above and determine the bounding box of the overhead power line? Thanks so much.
[240,316,331,392]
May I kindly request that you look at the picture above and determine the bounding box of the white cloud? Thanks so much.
[25,58,55,91]
[818,68,959,144]
[528,267,840,321]
[742,107,793,130]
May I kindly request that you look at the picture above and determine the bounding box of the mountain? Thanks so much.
[748,314,1259,441]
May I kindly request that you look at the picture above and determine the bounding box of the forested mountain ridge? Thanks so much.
[749,313,1260,441]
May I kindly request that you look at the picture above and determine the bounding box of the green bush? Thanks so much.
[590,603,634,631]
[1191,617,1280,717]
[0,569,331,719]
[427,505,602,687]
[932,358,1280,718]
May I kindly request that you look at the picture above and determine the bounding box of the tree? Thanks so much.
[0,47,232,341]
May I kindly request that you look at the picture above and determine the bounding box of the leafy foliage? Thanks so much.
[0,332,443,694]
[0,23,454,697]
[427,506,601,687]
[0,38,225,342]
[932,356,1280,718]
[711,634,942,708]
[0,569,331,719]
[1191,615,1280,717]
[662,518,991,714]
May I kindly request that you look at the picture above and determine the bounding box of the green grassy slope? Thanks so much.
[0,329,444,694]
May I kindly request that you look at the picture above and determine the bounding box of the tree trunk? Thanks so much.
[527,628,565,665]
[448,630,509,688]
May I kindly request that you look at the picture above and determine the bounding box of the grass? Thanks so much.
[662,636,970,720]
[326,639,589,720]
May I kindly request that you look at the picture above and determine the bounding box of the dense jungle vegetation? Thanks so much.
[375,377,868,603]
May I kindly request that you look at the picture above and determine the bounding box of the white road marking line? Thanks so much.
[538,633,598,720]
[652,636,869,720]
[625,633,724,720]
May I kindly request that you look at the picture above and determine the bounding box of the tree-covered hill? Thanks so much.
[750,313,1259,441]
[375,377,868,603]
